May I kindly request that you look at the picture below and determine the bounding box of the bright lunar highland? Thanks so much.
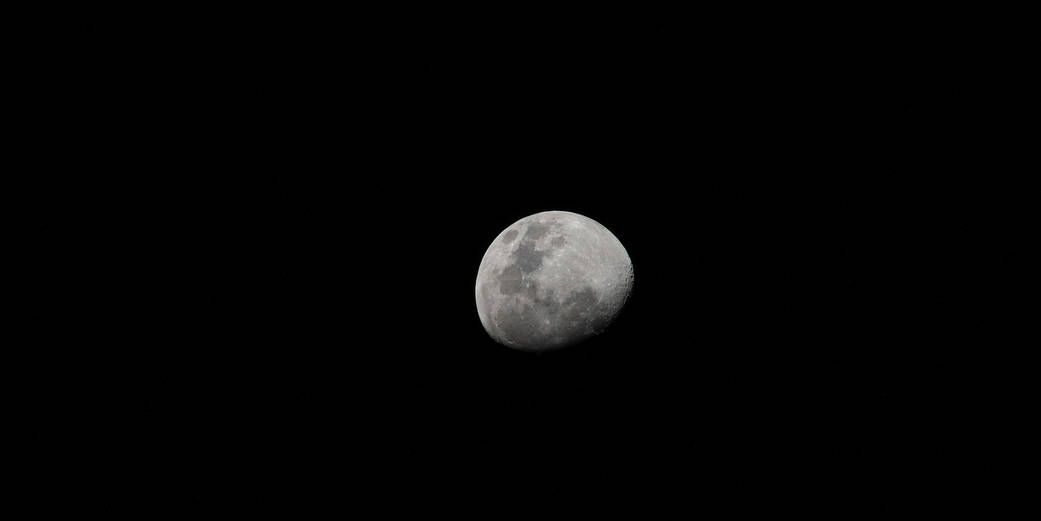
[475,211,633,351]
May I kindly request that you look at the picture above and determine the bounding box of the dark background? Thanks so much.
[73,9,1028,510]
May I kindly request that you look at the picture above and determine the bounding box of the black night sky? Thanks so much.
[93,9,1026,511]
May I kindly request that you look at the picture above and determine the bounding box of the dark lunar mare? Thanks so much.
[498,265,524,294]
[512,222,552,274]
[496,220,562,295]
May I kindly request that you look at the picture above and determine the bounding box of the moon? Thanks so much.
[475,211,633,351]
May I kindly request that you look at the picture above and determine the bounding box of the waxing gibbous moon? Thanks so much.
[475,211,633,351]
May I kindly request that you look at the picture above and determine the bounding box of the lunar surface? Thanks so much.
[475,211,633,351]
